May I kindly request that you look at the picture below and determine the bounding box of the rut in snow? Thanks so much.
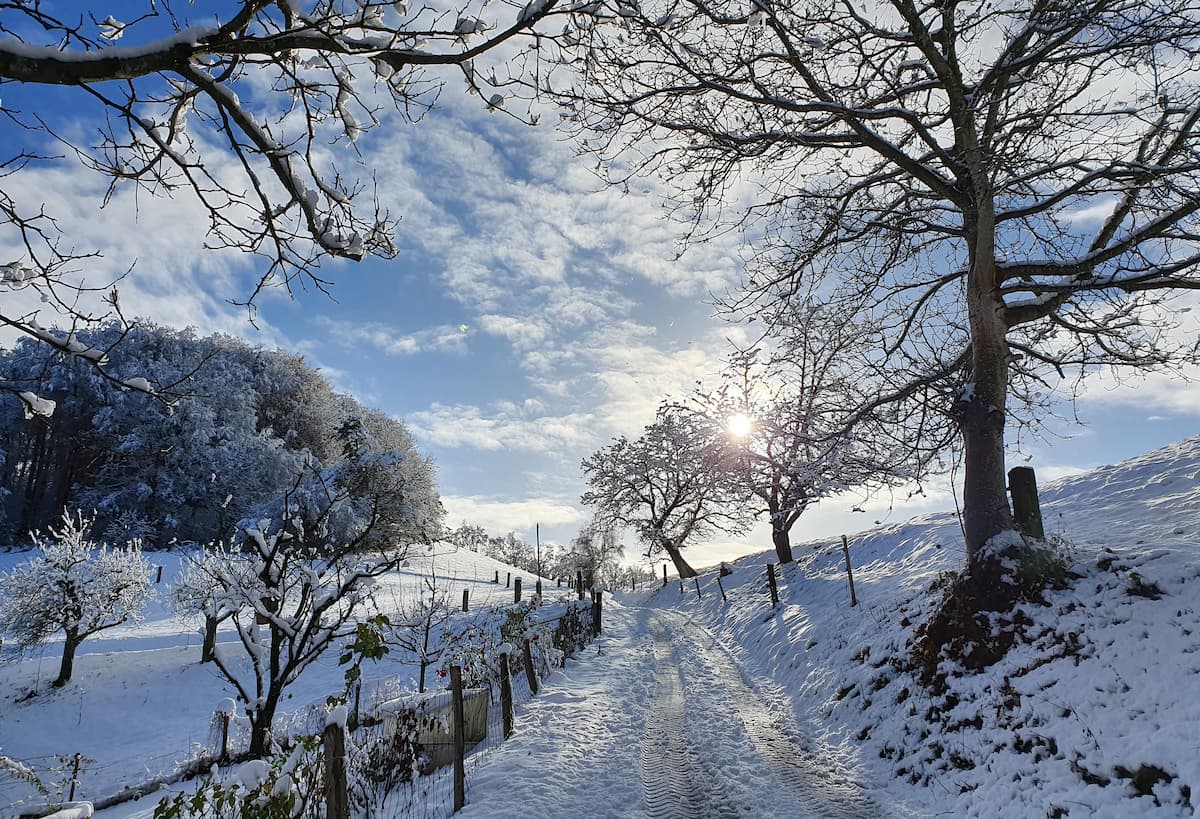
[656,609,883,819]
[641,615,740,819]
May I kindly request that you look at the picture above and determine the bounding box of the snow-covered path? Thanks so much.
[458,596,883,818]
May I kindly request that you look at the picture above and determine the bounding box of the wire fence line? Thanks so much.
[2,595,600,818]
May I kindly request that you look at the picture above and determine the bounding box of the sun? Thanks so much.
[727,413,753,438]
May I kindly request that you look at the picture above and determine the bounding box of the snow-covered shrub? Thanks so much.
[153,735,324,819]
[0,513,153,687]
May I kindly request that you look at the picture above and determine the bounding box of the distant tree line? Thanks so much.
[444,521,652,590]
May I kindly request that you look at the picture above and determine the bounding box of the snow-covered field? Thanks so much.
[0,544,560,814]
[4,436,1199,818]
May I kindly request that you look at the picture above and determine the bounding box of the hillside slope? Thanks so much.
[654,436,1200,817]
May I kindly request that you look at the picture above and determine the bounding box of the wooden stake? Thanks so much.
[766,563,780,607]
[498,652,514,738]
[323,723,350,819]
[462,589,469,612]
[522,639,539,695]
[841,535,858,607]
[716,575,727,603]
[450,666,466,812]
[514,577,522,603]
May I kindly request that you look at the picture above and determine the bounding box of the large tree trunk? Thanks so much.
[770,526,794,564]
[662,540,697,579]
[54,633,80,687]
[961,198,1019,574]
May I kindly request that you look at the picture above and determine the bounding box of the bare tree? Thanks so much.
[386,568,455,693]
[581,402,751,579]
[568,523,624,588]
[0,0,569,394]
[694,321,917,564]
[553,1,1200,591]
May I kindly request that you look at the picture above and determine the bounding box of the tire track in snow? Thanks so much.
[658,609,884,819]
[641,613,740,819]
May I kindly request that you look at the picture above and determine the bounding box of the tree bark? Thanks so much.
[960,197,1019,573]
[770,526,794,564]
[201,615,218,663]
[662,541,697,579]
[249,690,281,757]
[54,633,80,687]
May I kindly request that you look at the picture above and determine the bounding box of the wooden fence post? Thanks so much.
[514,577,522,603]
[693,577,702,599]
[557,577,562,587]
[576,571,584,600]
[631,573,636,592]
[506,571,511,588]
[155,565,163,584]
[1008,466,1045,539]
[841,535,859,607]
[323,722,350,819]
[68,752,82,801]
[450,666,466,812]
[766,564,780,607]
[662,564,667,587]
[716,575,727,603]
[592,591,603,636]
[522,639,539,695]
[351,679,362,731]
[462,589,469,612]
[494,570,499,584]
[498,652,514,738]
[219,712,230,760]
[536,579,542,597]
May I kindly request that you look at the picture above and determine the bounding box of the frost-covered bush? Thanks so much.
[0,513,153,687]
[154,736,324,819]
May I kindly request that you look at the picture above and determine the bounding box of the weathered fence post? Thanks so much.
[514,577,523,603]
[557,577,562,587]
[1008,466,1045,540]
[766,564,780,607]
[693,577,702,599]
[592,590,603,636]
[576,571,584,600]
[351,679,362,731]
[716,575,727,603]
[536,579,542,597]
[218,711,231,760]
[506,571,511,588]
[155,565,163,584]
[631,573,636,592]
[663,564,668,587]
[498,651,515,738]
[494,569,499,584]
[68,752,82,801]
[462,589,469,612]
[841,535,859,608]
[450,665,466,812]
[323,722,350,819]
[522,639,539,695]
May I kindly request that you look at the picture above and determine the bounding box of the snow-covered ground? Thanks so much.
[442,436,1200,818]
[4,436,1199,818]
[0,544,560,813]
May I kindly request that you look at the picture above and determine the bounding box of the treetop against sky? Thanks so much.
[0,1,1197,564]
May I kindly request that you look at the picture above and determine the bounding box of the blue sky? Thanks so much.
[1,6,1198,569]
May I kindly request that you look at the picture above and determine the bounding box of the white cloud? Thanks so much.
[441,494,587,536]
[407,402,596,454]
[317,317,471,356]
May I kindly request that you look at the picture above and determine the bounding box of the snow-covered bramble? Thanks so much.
[0,512,153,687]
